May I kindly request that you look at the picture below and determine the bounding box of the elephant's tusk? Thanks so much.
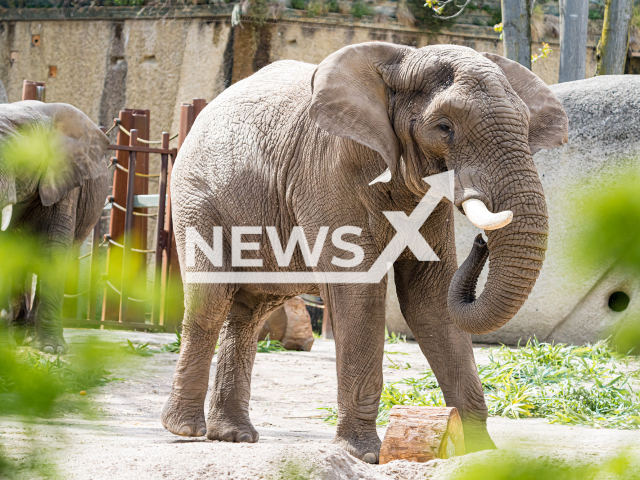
[462,199,512,231]
[368,168,392,186]
[1,204,12,231]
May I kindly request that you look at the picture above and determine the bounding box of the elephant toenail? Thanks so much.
[221,432,235,442]
[43,346,54,354]
[178,426,193,436]
[56,346,64,354]
[196,427,206,436]
[237,433,253,443]
[362,453,377,464]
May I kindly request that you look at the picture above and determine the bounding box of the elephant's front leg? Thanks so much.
[394,258,495,451]
[330,282,387,464]
[33,195,81,353]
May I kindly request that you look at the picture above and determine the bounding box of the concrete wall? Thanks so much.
[0,7,602,172]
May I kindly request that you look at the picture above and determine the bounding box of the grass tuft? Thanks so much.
[321,338,640,429]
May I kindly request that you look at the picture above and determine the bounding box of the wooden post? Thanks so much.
[596,0,634,75]
[559,0,589,83]
[379,406,465,464]
[152,132,170,326]
[119,130,138,323]
[22,81,45,101]
[125,111,150,322]
[501,0,532,69]
[86,222,101,320]
[102,110,132,322]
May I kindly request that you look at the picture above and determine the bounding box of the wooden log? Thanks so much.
[379,406,465,465]
[258,297,315,351]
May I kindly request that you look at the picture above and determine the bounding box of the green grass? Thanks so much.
[321,339,640,429]
[0,339,120,417]
[257,335,287,353]
[162,329,182,353]
[124,339,154,357]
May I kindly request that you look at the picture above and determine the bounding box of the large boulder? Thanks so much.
[387,75,640,345]
[259,296,315,351]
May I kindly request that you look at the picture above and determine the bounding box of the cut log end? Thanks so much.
[379,406,465,465]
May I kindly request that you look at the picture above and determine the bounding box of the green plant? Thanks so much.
[450,450,639,480]
[306,0,325,17]
[385,327,406,344]
[162,329,182,353]
[271,459,316,480]
[326,0,338,13]
[350,0,372,18]
[589,6,605,20]
[257,335,287,353]
[290,0,306,10]
[321,338,640,429]
[124,339,154,357]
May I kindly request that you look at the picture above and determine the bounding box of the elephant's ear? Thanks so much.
[309,42,413,174]
[480,52,568,155]
[36,103,109,206]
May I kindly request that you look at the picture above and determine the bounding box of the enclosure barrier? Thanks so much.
[62,99,207,332]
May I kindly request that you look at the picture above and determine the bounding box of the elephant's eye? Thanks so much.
[439,124,452,133]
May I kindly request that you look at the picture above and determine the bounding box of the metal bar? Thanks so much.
[119,129,138,323]
[103,194,167,210]
[86,221,101,320]
[107,144,177,155]
[153,132,170,326]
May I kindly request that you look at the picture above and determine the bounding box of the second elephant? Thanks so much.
[0,101,109,352]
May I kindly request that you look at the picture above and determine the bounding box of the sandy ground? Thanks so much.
[2,329,640,480]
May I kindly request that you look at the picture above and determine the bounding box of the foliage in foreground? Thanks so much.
[321,339,640,429]
[449,450,638,480]
[0,335,126,477]
[0,338,120,417]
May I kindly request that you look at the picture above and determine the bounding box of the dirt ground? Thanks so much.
[2,329,640,480]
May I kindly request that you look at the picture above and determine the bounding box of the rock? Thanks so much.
[386,75,640,345]
[379,406,465,465]
[259,297,315,351]
[0,79,7,104]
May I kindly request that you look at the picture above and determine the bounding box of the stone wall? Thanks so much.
[0,5,604,167]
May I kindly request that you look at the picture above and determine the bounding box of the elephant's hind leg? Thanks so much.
[207,291,282,443]
[161,282,235,437]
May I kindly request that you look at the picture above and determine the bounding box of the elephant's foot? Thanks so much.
[161,392,207,437]
[207,411,259,443]
[463,421,497,453]
[332,430,381,464]
[35,330,66,354]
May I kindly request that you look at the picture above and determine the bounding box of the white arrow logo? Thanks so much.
[186,171,455,284]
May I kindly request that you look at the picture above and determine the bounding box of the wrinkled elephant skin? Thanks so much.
[163,43,568,461]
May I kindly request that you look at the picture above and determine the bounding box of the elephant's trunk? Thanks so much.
[448,168,548,335]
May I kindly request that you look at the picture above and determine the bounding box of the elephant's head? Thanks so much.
[0,101,109,230]
[309,42,568,335]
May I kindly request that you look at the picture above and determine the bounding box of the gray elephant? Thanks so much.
[0,101,109,353]
[162,43,568,461]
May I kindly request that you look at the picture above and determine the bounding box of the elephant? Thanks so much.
[162,42,568,462]
[0,100,110,353]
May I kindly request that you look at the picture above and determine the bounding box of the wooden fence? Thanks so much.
[20,80,206,331]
